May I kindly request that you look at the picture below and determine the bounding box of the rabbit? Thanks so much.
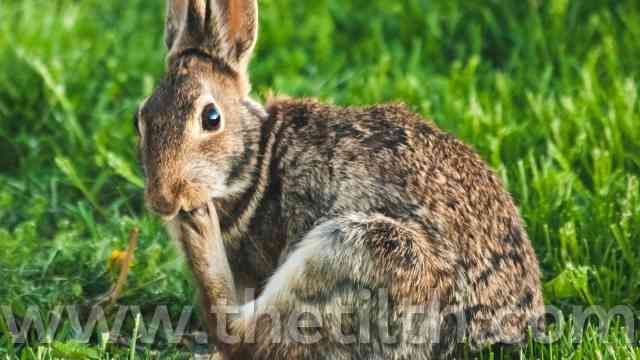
[133,0,545,359]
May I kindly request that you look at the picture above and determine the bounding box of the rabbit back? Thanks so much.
[215,98,544,358]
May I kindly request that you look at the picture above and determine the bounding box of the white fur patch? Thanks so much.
[239,220,340,318]
[187,159,249,200]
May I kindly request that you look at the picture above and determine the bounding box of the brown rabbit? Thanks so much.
[134,0,545,358]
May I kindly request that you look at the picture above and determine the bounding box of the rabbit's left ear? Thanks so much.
[165,0,206,55]
[164,0,258,73]
[211,0,259,72]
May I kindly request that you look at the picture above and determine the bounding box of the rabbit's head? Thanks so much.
[135,0,261,220]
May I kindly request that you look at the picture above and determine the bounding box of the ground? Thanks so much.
[0,0,639,359]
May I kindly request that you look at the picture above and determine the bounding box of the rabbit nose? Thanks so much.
[147,196,179,219]
[145,179,185,220]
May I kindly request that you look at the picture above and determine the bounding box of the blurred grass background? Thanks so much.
[0,0,639,358]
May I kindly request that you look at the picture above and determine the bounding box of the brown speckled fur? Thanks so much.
[135,1,544,359]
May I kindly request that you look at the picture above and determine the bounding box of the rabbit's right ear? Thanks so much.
[165,0,207,56]
[165,0,185,51]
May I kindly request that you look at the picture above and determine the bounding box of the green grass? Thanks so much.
[1,0,639,358]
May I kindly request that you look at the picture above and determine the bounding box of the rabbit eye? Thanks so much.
[202,104,222,132]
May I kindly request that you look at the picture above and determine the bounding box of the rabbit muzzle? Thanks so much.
[145,175,211,222]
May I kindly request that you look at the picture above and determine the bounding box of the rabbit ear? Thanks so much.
[164,0,183,51]
[210,0,259,71]
[165,0,207,54]
[164,0,258,72]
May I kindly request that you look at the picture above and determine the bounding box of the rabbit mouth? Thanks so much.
[178,204,210,220]
[175,203,212,237]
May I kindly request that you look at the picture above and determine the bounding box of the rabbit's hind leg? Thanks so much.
[232,213,451,360]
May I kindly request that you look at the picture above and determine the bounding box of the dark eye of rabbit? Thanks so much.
[202,104,222,131]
